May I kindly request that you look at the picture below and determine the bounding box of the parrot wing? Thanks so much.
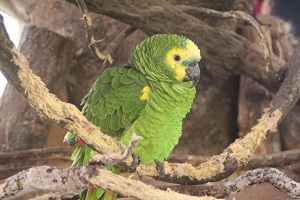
[81,65,148,139]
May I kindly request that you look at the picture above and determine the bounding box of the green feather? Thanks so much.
[100,116,110,133]
[100,82,111,94]
[110,111,120,131]
[111,76,122,89]
[100,71,112,84]
[120,72,135,85]
[126,68,138,79]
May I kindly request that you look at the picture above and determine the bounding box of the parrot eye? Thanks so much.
[173,54,182,63]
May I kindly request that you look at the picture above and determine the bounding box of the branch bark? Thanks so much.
[0,165,217,200]
[168,168,300,198]
[3,147,300,180]
[0,25,75,151]
[169,148,300,170]
[67,0,285,93]
[0,15,124,155]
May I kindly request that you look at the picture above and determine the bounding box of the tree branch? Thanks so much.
[0,165,217,200]
[102,25,137,58]
[0,15,124,158]
[89,134,142,167]
[169,148,300,170]
[76,0,113,64]
[168,168,300,198]
[3,147,300,180]
[76,0,137,65]
[67,0,285,93]
[270,37,300,119]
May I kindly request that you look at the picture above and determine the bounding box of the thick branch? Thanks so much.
[169,148,300,170]
[67,0,285,93]
[169,168,300,198]
[210,38,300,174]
[270,37,300,118]
[0,25,75,151]
[2,147,300,180]
[0,15,124,157]
[0,165,217,200]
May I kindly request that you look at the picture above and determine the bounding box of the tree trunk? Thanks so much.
[0,25,75,150]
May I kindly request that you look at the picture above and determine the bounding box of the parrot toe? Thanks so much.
[155,161,165,179]
[130,154,141,172]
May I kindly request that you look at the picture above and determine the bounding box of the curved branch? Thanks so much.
[0,165,217,200]
[0,15,124,157]
[169,148,300,170]
[169,168,300,198]
[270,37,300,118]
[3,146,300,181]
[67,0,285,93]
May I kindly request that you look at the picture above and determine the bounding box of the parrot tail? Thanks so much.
[80,187,117,200]
[64,132,121,200]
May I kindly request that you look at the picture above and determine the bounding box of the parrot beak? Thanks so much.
[183,62,200,87]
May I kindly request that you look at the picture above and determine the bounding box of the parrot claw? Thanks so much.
[156,162,165,178]
[130,154,141,172]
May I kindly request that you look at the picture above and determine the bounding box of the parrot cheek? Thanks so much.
[183,62,200,87]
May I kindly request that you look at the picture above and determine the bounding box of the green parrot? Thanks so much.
[64,34,201,199]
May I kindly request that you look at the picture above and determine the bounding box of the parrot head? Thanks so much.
[130,34,201,87]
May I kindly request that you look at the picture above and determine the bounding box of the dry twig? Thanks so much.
[76,0,136,64]
[76,0,137,65]
[102,25,137,56]
[76,0,113,64]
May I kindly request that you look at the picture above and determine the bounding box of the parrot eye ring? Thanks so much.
[173,54,182,63]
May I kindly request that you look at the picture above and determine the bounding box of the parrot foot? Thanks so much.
[130,154,141,172]
[156,162,165,178]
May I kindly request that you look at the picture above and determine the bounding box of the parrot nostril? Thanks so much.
[189,62,198,68]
